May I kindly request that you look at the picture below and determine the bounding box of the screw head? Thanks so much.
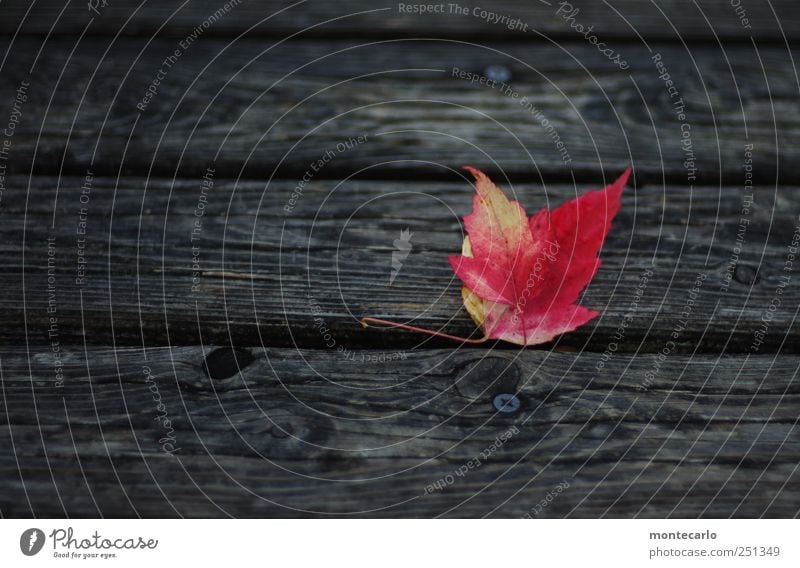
[485,65,511,83]
[493,393,521,413]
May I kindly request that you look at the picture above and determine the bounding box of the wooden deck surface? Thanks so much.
[1,0,799,518]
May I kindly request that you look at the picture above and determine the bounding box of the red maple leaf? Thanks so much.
[362,166,630,345]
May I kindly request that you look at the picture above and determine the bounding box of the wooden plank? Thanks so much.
[1,0,798,41]
[2,175,799,351]
[3,455,797,517]
[1,346,798,517]
[0,38,796,182]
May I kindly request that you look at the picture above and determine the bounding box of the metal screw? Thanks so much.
[493,393,521,413]
[485,65,511,83]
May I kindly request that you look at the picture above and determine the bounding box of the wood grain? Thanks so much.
[0,38,796,182]
[3,454,797,517]
[1,345,797,517]
[2,175,798,351]
[2,0,798,41]
[1,2,798,521]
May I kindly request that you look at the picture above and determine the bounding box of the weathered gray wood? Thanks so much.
[0,7,797,521]
[1,346,797,517]
[2,0,798,41]
[3,455,797,517]
[2,175,798,351]
[0,38,796,182]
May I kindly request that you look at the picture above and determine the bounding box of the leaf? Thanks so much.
[449,166,630,345]
[362,166,630,347]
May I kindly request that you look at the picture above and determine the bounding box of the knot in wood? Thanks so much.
[203,347,256,380]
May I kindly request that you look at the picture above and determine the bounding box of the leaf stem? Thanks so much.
[360,317,489,344]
